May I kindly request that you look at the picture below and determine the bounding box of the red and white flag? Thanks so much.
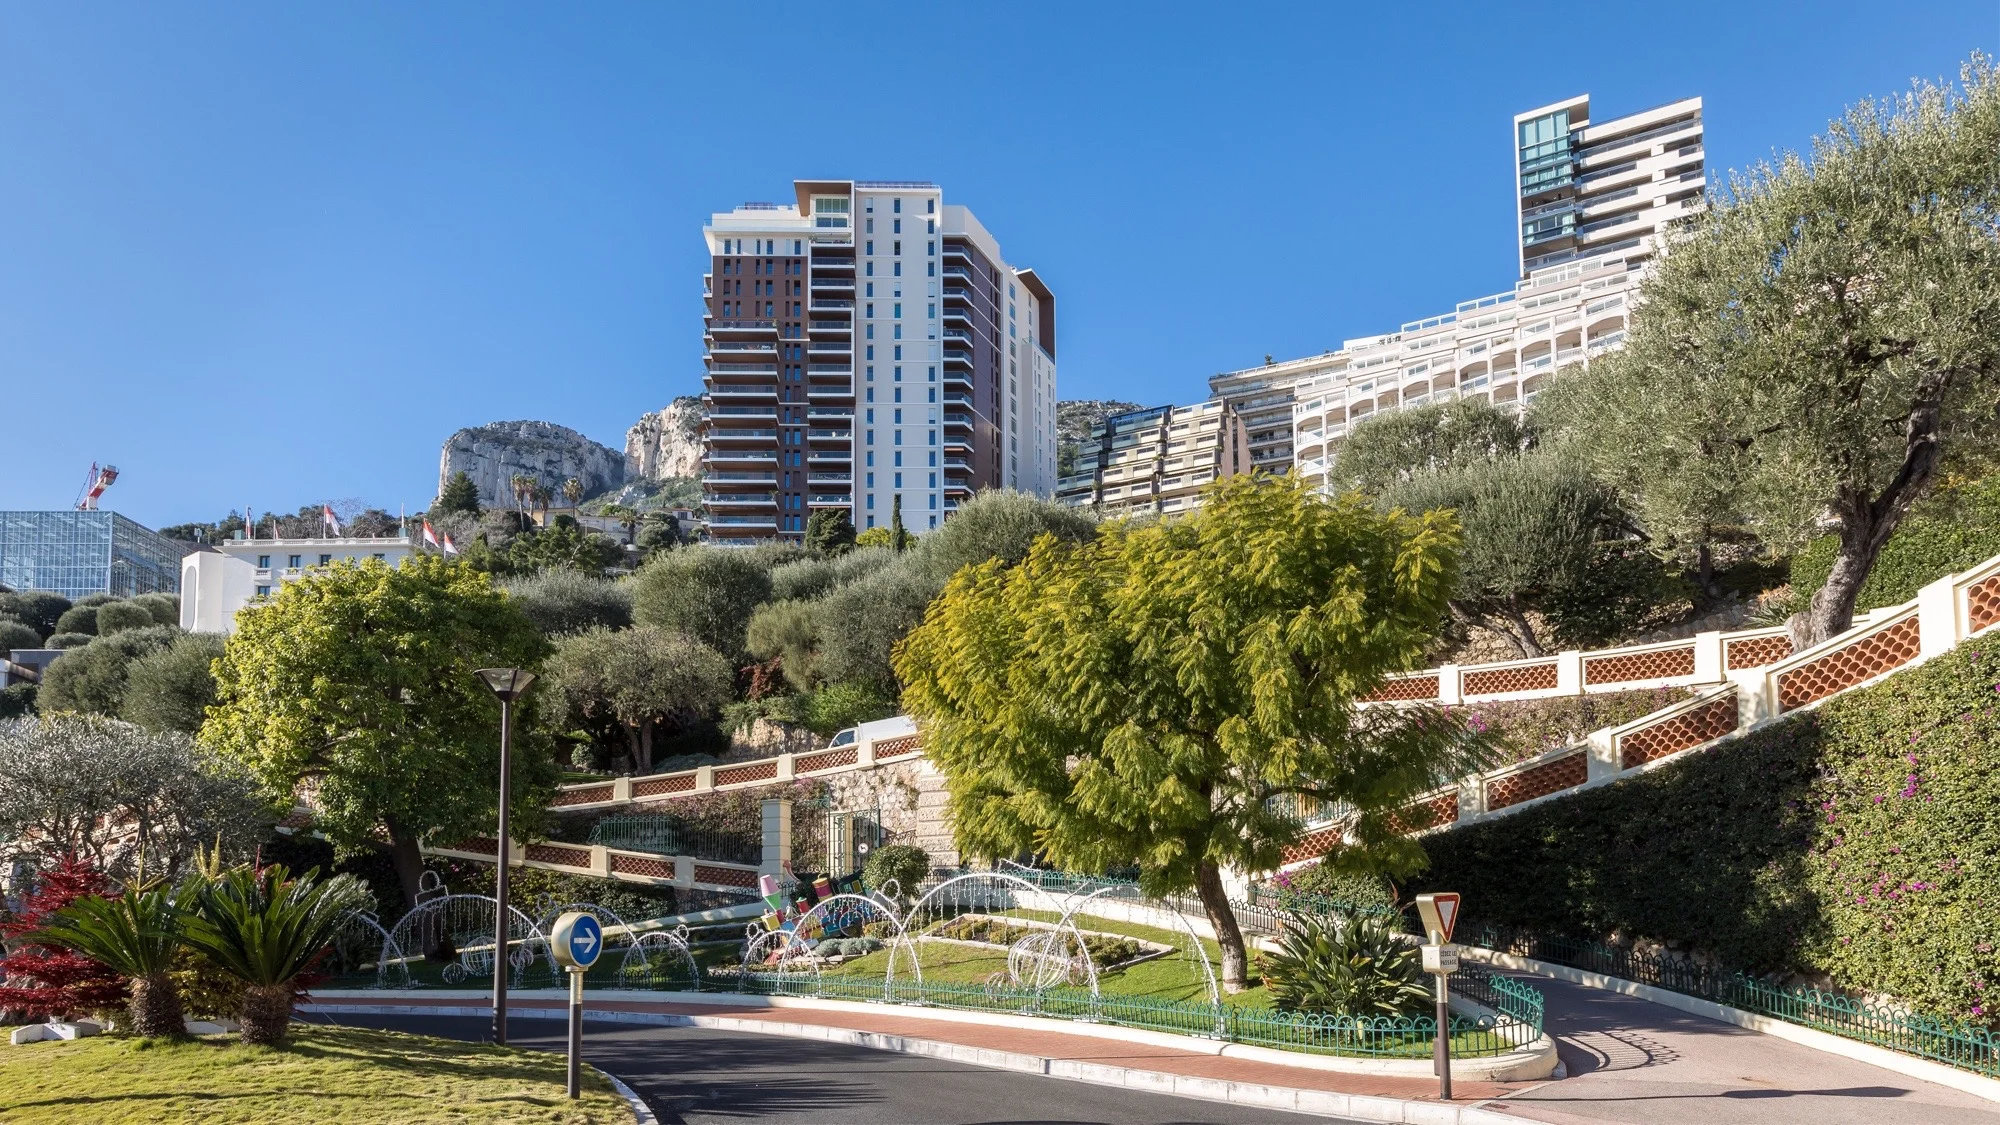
[322,504,342,536]
[421,520,440,549]
[441,532,459,556]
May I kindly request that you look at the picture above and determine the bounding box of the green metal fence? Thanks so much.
[1459,920,2000,1078]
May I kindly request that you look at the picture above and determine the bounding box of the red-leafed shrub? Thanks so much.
[0,854,128,1020]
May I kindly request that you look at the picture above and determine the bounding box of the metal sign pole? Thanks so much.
[568,964,584,1096]
[1415,892,1462,1103]
[1433,954,1453,1101]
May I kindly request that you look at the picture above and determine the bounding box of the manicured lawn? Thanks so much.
[821,907,1274,1008]
[0,1024,630,1124]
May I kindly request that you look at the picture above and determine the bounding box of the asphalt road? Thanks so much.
[301,1011,1351,1125]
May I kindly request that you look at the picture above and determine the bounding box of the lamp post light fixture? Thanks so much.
[474,667,536,1046]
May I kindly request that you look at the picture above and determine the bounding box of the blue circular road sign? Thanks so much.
[552,911,603,971]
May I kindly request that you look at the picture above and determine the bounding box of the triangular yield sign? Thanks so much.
[1434,893,1460,943]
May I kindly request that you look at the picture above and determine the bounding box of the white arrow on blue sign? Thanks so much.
[552,911,603,971]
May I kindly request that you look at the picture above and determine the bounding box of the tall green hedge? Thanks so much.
[1415,640,2000,1023]
[1790,476,2000,612]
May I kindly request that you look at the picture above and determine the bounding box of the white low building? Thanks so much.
[180,535,416,634]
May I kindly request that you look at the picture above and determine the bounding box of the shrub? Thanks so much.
[35,626,180,717]
[0,592,71,638]
[1258,910,1430,1016]
[0,683,35,719]
[910,489,1096,585]
[130,593,181,627]
[1415,640,2000,1023]
[94,600,156,636]
[0,619,41,651]
[805,682,894,737]
[768,548,893,602]
[501,570,633,636]
[862,843,931,898]
[630,547,772,659]
[44,632,94,650]
[52,605,99,637]
[72,593,119,610]
[1270,864,1399,914]
[745,599,821,690]
[121,632,228,734]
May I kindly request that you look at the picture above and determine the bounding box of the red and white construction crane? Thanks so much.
[75,463,119,510]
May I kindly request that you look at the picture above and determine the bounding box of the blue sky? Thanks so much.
[2,3,1995,527]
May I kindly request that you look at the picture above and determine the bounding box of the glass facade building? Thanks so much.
[0,511,184,599]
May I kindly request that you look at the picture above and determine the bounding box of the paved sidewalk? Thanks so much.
[1487,974,2000,1124]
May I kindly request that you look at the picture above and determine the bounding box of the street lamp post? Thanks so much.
[475,667,536,1047]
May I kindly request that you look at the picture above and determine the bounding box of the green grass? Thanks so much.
[0,1024,631,1124]
[819,907,1273,1008]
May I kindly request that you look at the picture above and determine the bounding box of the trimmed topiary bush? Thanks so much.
[0,591,71,638]
[862,843,931,899]
[52,605,99,637]
[0,619,42,652]
[44,632,95,650]
[130,593,181,627]
[94,600,157,636]
[1416,640,2000,1023]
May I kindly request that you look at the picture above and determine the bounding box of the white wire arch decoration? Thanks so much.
[743,890,917,1000]
[899,871,1101,999]
[330,910,410,990]
[1050,882,1222,1012]
[619,926,702,991]
[383,894,548,988]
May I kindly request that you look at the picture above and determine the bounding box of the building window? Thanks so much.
[372,553,385,561]
[256,585,271,596]
[866,346,875,360]
[865,241,873,255]
[893,240,901,256]
[894,345,903,360]
[866,496,874,510]
[318,554,332,565]
[257,555,271,568]
[927,303,935,318]
[866,364,874,381]
[288,554,302,568]
[928,219,935,234]
[893,409,903,424]
[866,283,874,297]
[894,472,903,488]
[929,495,938,510]
[893,198,902,213]
[893,262,902,277]
[893,303,901,318]
[894,430,903,446]
[929,366,937,381]
[893,325,902,340]
[866,429,874,445]
[927,262,935,277]
[866,262,874,276]
[929,472,937,488]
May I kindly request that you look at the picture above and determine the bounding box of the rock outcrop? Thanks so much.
[626,396,706,482]
[436,421,625,508]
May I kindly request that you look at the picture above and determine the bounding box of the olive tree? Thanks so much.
[543,625,734,772]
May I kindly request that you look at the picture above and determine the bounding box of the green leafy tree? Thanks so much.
[746,598,822,691]
[44,632,93,650]
[600,504,641,546]
[909,489,1096,585]
[36,625,180,717]
[562,476,585,509]
[1331,398,1532,496]
[131,593,180,627]
[805,509,858,555]
[1548,57,2000,647]
[203,556,554,908]
[0,592,71,638]
[629,547,773,660]
[436,470,482,517]
[30,881,187,1038]
[500,570,633,637]
[506,523,623,576]
[896,475,1492,990]
[889,494,907,553]
[814,559,938,694]
[542,625,734,773]
[862,843,932,903]
[1380,450,1622,657]
[768,549,893,602]
[805,681,893,737]
[855,526,893,549]
[635,513,682,553]
[120,632,228,735]
[178,862,370,1045]
[0,683,35,718]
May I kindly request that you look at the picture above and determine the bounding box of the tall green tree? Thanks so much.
[121,632,228,735]
[203,556,553,907]
[805,508,857,555]
[1331,398,1532,496]
[1548,57,2000,646]
[543,625,733,772]
[437,470,482,517]
[896,475,1492,990]
[629,547,773,660]
[889,494,907,553]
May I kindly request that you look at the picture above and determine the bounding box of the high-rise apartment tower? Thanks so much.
[701,182,1057,546]
[1515,95,1705,277]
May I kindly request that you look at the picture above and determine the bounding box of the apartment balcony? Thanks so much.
[942,348,973,367]
[707,318,778,337]
[812,255,856,270]
[940,285,972,304]
[708,536,769,547]
[710,406,777,419]
[706,361,777,377]
[808,319,852,337]
[807,345,853,360]
[709,343,778,360]
[703,493,778,508]
[810,275,856,293]
[941,391,973,406]
[941,307,973,325]
[808,471,853,485]
[808,427,853,443]
[705,515,779,529]
[942,370,972,389]
[940,266,971,280]
[943,411,973,429]
[702,452,778,469]
[706,471,777,485]
[940,327,971,344]
[807,385,854,401]
[810,298,854,311]
[809,449,853,465]
[943,435,972,453]
[808,406,855,421]
[808,494,853,507]
[707,427,780,444]
[707,386,779,402]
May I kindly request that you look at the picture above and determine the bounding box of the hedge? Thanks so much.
[1415,640,2000,1024]
[1790,476,2000,612]
[1461,686,1690,763]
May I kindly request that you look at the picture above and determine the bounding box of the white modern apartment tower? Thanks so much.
[1054,400,1252,518]
[1516,95,1705,277]
[701,182,1057,546]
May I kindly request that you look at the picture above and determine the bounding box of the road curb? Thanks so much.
[593,1066,657,1125]
[1459,947,2000,1107]
[303,1001,1532,1123]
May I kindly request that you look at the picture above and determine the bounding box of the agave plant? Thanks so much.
[179,863,370,1045]
[1259,909,1431,1018]
[31,882,186,1038]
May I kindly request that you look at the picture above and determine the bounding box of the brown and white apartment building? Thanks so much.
[700,181,1058,545]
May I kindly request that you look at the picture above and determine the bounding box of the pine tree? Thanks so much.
[889,495,906,554]
[0,855,128,1021]
[437,471,482,517]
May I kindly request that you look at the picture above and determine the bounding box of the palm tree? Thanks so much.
[179,864,370,1046]
[562,476,584,510]
[509,474,535,521]
[532,484,554,523]
[601,503,639,545]
[31,882,186,1038]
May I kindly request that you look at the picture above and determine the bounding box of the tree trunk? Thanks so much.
[238,983,294,1046]
[1192,860,1250,994]
[1695,540,1718,604]
[127,973,186,1039]
[639,722,655,774]
[1789,387,1946,649]
[386,823,426,911]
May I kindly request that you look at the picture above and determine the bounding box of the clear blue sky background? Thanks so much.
[2,3,1995,527]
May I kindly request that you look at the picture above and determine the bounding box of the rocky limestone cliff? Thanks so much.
[437,420,625,508]
[626,396,707,482]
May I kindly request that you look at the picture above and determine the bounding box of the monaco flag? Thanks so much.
[441,531,459,556]
[322,504,342,536]
[421,520,440,549]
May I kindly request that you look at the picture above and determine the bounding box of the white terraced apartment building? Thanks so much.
[700,181,1058,546]
[1053,400,1252,518]
[1195,94,1707,489]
